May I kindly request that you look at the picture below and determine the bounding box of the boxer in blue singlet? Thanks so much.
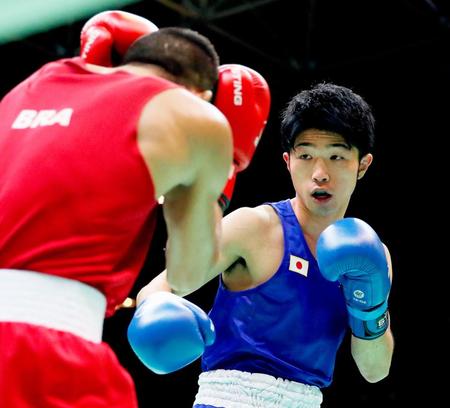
[132,83,395,408]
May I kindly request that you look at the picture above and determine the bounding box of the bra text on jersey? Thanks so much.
[11,108,73,129]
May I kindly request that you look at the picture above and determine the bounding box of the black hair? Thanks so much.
[122,27,219,91]
[280,82,375,157]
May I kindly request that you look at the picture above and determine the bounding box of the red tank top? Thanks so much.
[0,57,177,315]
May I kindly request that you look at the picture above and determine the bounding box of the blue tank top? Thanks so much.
[201,199,348,387]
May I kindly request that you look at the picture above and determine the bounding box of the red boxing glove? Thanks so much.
[214,64,271,172]
[218,166,237,212]
[80,10,158,66]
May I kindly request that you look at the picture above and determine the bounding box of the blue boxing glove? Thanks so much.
[317,218,390,340]
[127,292,215,374]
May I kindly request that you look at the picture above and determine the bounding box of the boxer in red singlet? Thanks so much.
[0,13,233,408]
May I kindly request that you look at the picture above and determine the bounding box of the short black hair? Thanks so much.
[280,82,375,157]
[122,27,219,91]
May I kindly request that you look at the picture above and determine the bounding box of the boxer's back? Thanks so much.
[0,57,176,314]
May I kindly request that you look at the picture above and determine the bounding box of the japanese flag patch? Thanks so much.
[289,255,309,277]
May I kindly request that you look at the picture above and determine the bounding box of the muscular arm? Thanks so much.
[137,88,233,294]
[137,206,269,301]
[162,178,224,295]
[350,245,394,382]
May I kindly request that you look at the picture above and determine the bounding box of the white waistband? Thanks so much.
[194,369,323,408]
[0,269,106,343]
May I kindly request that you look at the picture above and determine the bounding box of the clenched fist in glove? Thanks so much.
[214,64,271,211]
[317,218,391,340]
[127,292,215,374]
[80,10,158,66]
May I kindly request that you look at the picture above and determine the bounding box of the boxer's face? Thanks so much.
[283,129,372,218]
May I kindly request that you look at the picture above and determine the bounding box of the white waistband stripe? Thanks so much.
[0,269,106,343]
[194,369,323,408]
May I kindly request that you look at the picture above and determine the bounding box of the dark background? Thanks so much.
[2,1,448,406]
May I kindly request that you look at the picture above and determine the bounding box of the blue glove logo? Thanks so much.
[353,289,365,300]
